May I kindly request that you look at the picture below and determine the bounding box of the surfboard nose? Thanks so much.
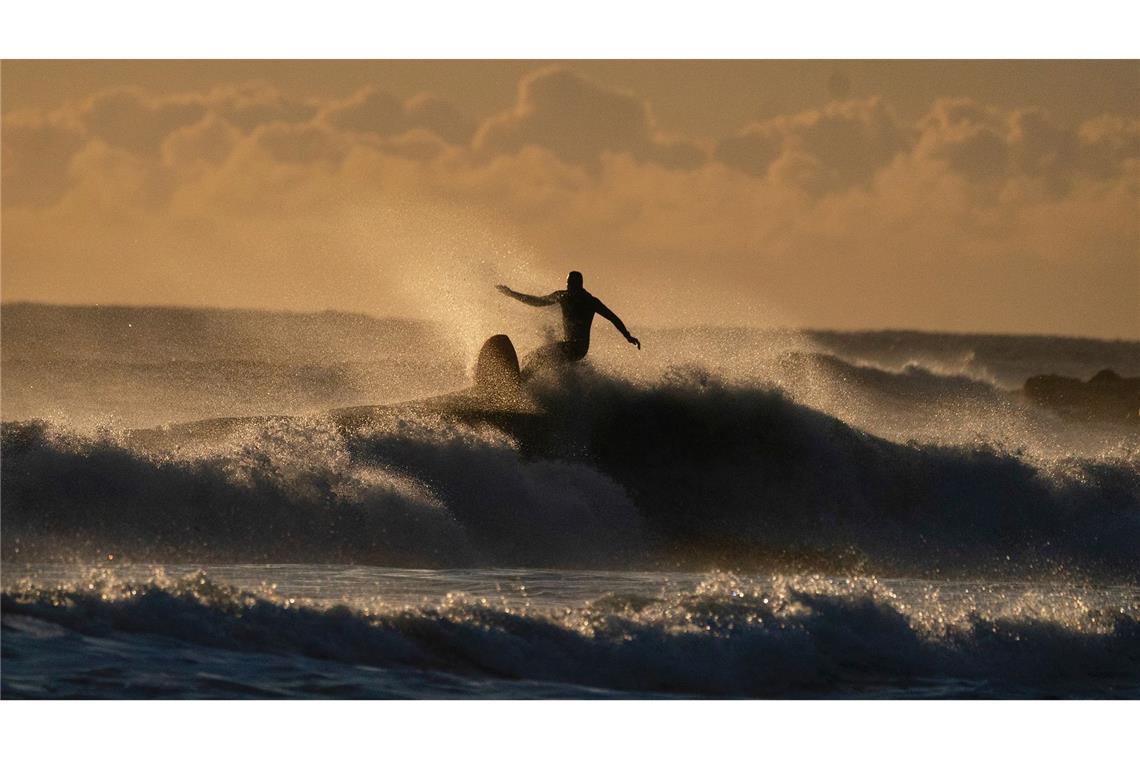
[475,334,522,395]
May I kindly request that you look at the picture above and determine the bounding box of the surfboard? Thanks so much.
[474,334,522,396]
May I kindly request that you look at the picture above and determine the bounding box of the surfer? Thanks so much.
[496,271,640,368]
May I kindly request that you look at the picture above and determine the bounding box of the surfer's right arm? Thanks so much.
[496,285,558,307]
[594,299,641,350]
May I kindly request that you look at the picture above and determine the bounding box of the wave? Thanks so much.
[0,411,643,568]
[3,573,1137,698]
[803,329,1140,390]
[780,350,1010,400]
[3,367,1138,577]
[770,350,1140,458]
[526,367,1140,576]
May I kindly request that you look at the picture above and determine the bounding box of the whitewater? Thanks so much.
[2,303,1138,698]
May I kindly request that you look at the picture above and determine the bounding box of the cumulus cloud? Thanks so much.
[321,86,475,144]
[713,121,784,177]
[1,110,86,206]
[1077,115,1140,179]
[80,87,207,156]
[712,93,1135,202]
[2,81,320,208]
[914,98,1012,181]
[913,98,1140,198]
[253,121,349,166]
[715,98,910,192]
[162,114,243,169]
[473,67,705,171]
[403,93,477,145]
[204,81,317,132]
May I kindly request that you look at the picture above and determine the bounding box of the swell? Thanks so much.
[3,574,1138,698]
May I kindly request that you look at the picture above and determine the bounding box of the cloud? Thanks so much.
[402,93,476,145]
[2,82,319,208]
[1077,114,1140,179]
[912,98,1140,198]
[1,110,86,206]
[83,83,315,149]
[715,94,1136,199]
[253,121,349,166]
[61,139,174,215]
[371,129,454,162]
[1010,108,1075,173]
[914,98,1011,181]
[713,121,784,177]
[321,87,475,145]
[80,87,207,156]
[473,67,705,171]
[161,114,243,169]
[715,98,910,192]
[204,81,317,132]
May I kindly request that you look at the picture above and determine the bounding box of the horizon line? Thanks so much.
[3,299,1137,344]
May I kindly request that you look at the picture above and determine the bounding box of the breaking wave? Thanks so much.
[3,368,1138,578]
[3,572,1137,698]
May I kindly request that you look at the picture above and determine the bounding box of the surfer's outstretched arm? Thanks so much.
[496,285,558,307]
[595,300,641,349]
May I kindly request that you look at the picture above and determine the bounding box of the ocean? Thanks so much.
[2,303,1138,698]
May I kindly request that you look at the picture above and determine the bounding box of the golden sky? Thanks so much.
[2,60,1138,337]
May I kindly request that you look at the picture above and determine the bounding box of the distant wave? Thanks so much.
[4,368,1138,577]
[803,329,1140,390]
[781,350,1007,398]
[766,350,1139,462]
[774,350,1023,427]
[4,573,1137,698]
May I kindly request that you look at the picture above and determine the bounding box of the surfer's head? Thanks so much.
[567,271,584,291]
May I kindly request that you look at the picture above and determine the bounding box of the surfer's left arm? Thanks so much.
[595,300,641,350]
[496,285,558,307]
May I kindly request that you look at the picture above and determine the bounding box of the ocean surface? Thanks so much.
[2,303,1138,698]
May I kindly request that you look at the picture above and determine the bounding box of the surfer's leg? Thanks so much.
[521,342,571,378]
[561,340,588,362]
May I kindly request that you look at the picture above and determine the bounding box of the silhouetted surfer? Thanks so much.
[496,271,640,370]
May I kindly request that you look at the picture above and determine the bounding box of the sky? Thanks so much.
[2,60,1138,338]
